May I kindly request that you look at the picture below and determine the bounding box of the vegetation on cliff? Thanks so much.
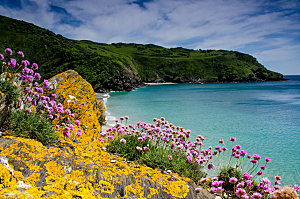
[0,15,283,92]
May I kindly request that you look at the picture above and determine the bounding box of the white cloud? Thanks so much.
[0,0,299,74]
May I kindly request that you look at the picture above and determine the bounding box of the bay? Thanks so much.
[105,75,300,185]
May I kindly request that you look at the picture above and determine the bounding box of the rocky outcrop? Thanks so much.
[0,70,213,199]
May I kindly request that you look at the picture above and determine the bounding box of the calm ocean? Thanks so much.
[104,75,300,185]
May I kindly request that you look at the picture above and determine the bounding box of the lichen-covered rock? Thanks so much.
[44,69,106,139]
[0,70,213,198]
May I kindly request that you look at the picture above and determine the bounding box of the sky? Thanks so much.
[0,0,300,75]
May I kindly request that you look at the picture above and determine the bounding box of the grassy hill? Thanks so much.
[0,15,283,92]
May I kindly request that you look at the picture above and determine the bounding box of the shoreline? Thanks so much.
[144,82,178,86]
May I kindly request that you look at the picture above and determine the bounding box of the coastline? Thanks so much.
[144,82,178,86]
[95,92,116,132]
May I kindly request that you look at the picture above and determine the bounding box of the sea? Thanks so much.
[102,75,300,185]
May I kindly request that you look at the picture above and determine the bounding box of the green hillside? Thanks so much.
[0,15,283,92]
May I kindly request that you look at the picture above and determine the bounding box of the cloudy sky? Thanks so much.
[0,0,300,74]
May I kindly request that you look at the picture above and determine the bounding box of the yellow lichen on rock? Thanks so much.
[0,70,204,199]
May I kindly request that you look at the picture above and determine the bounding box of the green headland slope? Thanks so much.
[0,15,284,92]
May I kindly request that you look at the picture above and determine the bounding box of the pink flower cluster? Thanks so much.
[1,48,83,140]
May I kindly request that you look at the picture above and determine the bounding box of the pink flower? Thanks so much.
[10,58,16,68]
[5,48,12,55]
[235,188,246,198]
[251,192,262,199]
[253,154,261,160]
[34,73,41,81]
[25,108,31,114]
[136,146,142,151]
[195,187,202,193]
[76,129,82,137]
[229,177,238,184]
[247,154,252,159]
[260,165,266,170]
[27,97,32,102]
[65,109,71,115]
[43,79,49,88]
[168,155,172,160]
[265,157,271,162]
[250,159,258,164]
[65,117,70,122]
[143,146,148,151]
[275,176,281,181]
[243,172,251,180]
[187,155,193,163]
[32,100,37,106]
[63,130,70,138]
[98,138,104,141]
[48,115,53,120]
[32,63,38,70]
[75,120,80,126]
[51,94,57,99]
[246,180,253,187]
[137,137,143,142]
[0,53,4,60]
[257,171,263,176]
[207,163,214,170]
[294,184,300,191]
[120,138,126,144]
[230,137,236,142]
[17,51,24,57]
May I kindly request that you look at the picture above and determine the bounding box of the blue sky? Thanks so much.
[0,0,299,74]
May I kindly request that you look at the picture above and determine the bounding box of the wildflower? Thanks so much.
[260,165,266,170]
[240,150,247,156]
[294,184,300,191]
[168,155,172,160]
[230,137,236,142]
[10,58,16,68]
[63,130,71,138]
[275,176,281,181]
[77,129,82,137]
[195,187,202,193]
[222,146,228,151]
[200,178,209,183]
[75,120,80,126]
[253,154,261,160]
[136,146,142,151]
[137,137,143,142]
[247,154,252,159]
[236,144,242,149]
[275,181,281,185]
[229,177,238,184]
[17,51,24,57]
[251,192,262,199]
[120,138,126,144]
[51,94,57,99]
[207,163,214,170]
[243,172,251,180]
[25,108,31,114]
[250,159,258,164]
[0,53,4,60]
[26,75,33,83]
[265,157,271,162]
[236,188,247,198]
[219,139,224,143]
[257,171,263,176]
[246,180,253,187]
[32,100,37,106]
[99,138,103,141]
[143,146,148,151]
[43,79,49,88]
[23,67,29,75]
[5,48,12,55]
[65,117,70,122]
[187,155,193,163]
[65,109,71,115]
[49,115,53,120]
[27,96,32,102]
[32,63,38,70]
[34,73,41,81]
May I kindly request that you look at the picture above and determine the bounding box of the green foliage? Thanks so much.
[0,15,283,92]
[0,81,20,103]
[107,134,206,182]
[107,134,152,160]
[4,110,58,145]
[217,167,243,191]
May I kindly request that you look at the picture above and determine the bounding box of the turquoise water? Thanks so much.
[105,76,300,185]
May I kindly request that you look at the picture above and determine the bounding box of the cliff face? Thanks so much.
[0,70,212,199]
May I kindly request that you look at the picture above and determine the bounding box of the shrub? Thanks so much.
[217,167,243,191]
[4,110,58,145]
[0,81,20,104]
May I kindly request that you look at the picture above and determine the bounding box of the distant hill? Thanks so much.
[0,15,284,92]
